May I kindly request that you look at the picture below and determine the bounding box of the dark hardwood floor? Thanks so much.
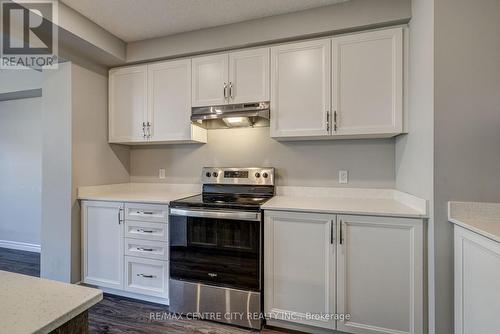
[0,247,291,334]
[0,247,40,277]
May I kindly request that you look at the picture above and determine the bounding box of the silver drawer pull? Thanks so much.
[208,272,218,278]
[136,247,154,252]
[136,229,154,233]
[137,273,156,279]
[137,211,154,215]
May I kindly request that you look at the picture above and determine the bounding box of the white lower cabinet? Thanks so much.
[336,215,423,334]
[264,210,424,334]
[124,238,169,261]
[82,200,169,303]
[454,226,500,334]
[264,211,336,330]
[82,201,124,289]
[124,256,169,298]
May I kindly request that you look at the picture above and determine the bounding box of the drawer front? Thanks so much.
[125,221,167,242]
[124,256,168,298]
[124,238,168,261]
[125,203,168,223]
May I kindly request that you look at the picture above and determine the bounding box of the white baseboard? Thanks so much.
[0,240,41,253]
[80,283,169,305]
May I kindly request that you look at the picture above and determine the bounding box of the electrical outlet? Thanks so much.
[159,168,166,179]
[339,170,348,184]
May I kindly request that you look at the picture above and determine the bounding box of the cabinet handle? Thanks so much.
[339,219,343,245]
[330,220,334,244]
[136,247,154,252]
[333,111,338,132]
[137,210,154,215]
[326,111,330,132]
[147,122,151,139]
[137,273,156,279]
[142,122,146,138]
[118,208,123,225]
[136,229,154,233]
[223,82,228,99]
[229,82,233,99]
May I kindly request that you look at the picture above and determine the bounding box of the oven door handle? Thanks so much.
[169,208,261,221]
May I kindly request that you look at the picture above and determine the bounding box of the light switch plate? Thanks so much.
[159,168,166,179]
[339,170,348,184]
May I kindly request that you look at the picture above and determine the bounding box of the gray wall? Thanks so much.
[434,0,500,333]
[70,62,130,282]
[41,61,130,283]
[130,127,395,188]
[41,62,73,283]
[0,69,42,94]
[395,0,434,332]
[0,98,42,247]
[126,0,411,63]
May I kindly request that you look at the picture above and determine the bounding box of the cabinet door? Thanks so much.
[454,226,500,334]
[148,59,198,142]
[82,201,124,290]
[228,48,270,104]
[336,215,423,334]
[270,39,331,138]
[332,27,403,137]
[109,65,147,143]
[264,211,336,329]
[192,54,228,107]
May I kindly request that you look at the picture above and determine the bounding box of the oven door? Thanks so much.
[169,208,261,291]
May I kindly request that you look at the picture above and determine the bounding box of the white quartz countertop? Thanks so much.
[449,201,500,243]
[263,187,427,218]
[0,270,102,334]
[262,196,426,218]
[263,186,427,218]
[78,183,200,204]
[78,183,427,218]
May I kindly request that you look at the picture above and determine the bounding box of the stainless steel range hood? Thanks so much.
[191,102,270,129]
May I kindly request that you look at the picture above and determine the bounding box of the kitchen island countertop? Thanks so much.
[0,270,102,334]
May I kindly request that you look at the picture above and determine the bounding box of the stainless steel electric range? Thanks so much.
[168,167,275,329]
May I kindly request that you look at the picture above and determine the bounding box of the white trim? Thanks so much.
[0,240,41,253]
[81,284,169,305]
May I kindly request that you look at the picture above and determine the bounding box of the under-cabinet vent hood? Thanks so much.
[191,102,270,129]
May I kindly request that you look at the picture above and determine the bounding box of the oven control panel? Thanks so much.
[202,167,274,186]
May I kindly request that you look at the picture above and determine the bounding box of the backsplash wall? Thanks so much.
[130,127,395,187]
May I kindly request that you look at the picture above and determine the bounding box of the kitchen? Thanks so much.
[0,1,499,334]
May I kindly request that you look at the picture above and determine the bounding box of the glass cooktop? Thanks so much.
[170,193,272,211]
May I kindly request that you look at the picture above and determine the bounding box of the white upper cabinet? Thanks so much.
[270,39,331,138]
[332,27,403,137]
[336,214,423,334]
[109,65,148,143]
[192,48,270,107]
[148,59,206,143]
[228,48,270,104]
[265,210,336,330]
[109,61,206,145]
[191,54,229,107]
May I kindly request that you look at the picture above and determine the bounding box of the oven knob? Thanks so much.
[262,172,269,178]
[255,172,261,178]
[212,172,218,177]
[205,172,211,177]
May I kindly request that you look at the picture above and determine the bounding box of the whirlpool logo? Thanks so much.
[1,0,58,69]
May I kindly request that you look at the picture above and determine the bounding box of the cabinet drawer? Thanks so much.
[124,256,168,298]
[125,220,167,242]
[124,238,168,261]
[125,203,168,223]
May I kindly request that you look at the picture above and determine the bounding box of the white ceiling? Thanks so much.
[61,0,346,42]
